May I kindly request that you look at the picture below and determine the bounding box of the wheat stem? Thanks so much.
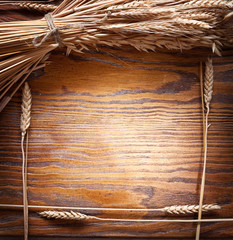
[20,134,27,240]
[39,204,221,221]
[196,58,214,240]
[24,132,29,240]
[0,203,220,213]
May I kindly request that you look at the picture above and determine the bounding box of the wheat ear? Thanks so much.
[20,82,31,240]
[196,58,214,240]
[163,204,220,215]
[21,82,31,137]
[39,211,95,220]
[13,2,56,12]
[204,58,214,110]
[185,0,233,8]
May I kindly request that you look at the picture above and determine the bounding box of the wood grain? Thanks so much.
[0,47,233,238]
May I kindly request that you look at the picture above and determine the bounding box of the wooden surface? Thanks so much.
[0,3,233,239]
[0,48,233,239]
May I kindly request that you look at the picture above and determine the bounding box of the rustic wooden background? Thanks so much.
[0,2,233,239]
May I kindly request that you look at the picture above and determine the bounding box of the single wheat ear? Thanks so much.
[13,2,56,13]
[39,210,94,220]
[20,82,32,137]
[185,0,232,8]
[163,204,221,215]
[204,58,214,109]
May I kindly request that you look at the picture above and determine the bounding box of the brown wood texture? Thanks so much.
[0,48,233,239]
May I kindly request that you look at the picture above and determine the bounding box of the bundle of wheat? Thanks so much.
[0,0,233,111]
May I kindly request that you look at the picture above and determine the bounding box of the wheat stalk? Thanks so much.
[39,204,221,221]
[13,2,57,12]
[20,82,32,240]
[196,58,214,240]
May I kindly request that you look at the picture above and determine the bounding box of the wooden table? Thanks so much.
[0,3,233,239]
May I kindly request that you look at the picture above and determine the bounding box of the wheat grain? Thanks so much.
[20,82,31,137]
[163,204,221,215]
[204,58,214,109]
[13,2,57,13]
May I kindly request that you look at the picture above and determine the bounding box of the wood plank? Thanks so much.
[0,48,233,238]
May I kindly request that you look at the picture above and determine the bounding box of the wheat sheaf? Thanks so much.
[0,0,233,111]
